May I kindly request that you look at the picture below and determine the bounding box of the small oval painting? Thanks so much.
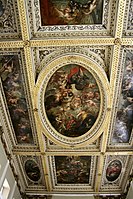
[106,160,122,182]
[45,64,101,137]
[25,160,41,182]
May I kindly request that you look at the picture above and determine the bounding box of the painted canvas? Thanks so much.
[106,160,122,182]
[112,53,133,143]
[0,55,34,144]
[55,156,91,184]
[25,160,41,182]
[40,0,103,26]
[45,64,100,137]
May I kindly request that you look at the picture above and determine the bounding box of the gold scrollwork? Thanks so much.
[35,54,110,148]
[23,40,31,47]
[114,38,122,45]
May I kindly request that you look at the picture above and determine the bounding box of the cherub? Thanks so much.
[55,6,79,22]
[82,0,97,15]
[8,98,18,105]
[0,61,13,81]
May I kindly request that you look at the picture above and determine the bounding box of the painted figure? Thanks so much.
[25,160,41,182]
[0,55,34,144]
[106,160,122,182]
[45,64,100,137]
[55,156,91,184]
[112,53,133,143]
[40,0,103,25]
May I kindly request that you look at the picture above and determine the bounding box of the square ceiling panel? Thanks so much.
[43,135,101,152]
[0,0,132,198]
[26,0,118,38]
[48,155,97,192]
[39,0,103,26]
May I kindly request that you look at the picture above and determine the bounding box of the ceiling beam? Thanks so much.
[17,0,30,41]
[0,38,132,50]
[114,0,126,38]
[94,155,105,192]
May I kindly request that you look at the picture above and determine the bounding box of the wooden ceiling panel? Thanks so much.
[0,0,132,198]
[26,0,118,38]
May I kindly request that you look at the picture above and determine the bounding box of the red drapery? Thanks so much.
[39,0,67,25]
[39,0,50,25]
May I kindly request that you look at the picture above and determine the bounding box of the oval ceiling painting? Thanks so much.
[106,160,122,182]
[25,160,41,182]
[44,64,101,137]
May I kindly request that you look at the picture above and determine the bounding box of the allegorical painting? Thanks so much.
[45,64,100,137]
[55,156,91,184]
[25,160,41,182]
[106,160,122,182]
[0,55,34,144]
[40,0,103,26]
[112,52,133,143]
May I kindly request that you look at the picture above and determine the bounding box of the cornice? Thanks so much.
[0,38,132,50]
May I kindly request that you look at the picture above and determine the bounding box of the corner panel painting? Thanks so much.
[40,0,103,26]
[0,55,34,144]
[55,156,91,184]
[112,52,133,143]
[25,159,41,182]
[106,160,122,182]
[45,64,100,137]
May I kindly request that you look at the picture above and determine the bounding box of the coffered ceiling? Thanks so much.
[0,0,133,198]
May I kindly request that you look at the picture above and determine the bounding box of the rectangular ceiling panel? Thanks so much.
[0,53,36,145]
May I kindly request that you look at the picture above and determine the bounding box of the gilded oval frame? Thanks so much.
[35,54,110,147]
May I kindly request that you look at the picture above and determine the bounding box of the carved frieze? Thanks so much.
[43,135,100,152]
[0,0,21,39]
[32,46,111,83]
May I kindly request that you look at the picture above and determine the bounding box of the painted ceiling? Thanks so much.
[0,0,133,198]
